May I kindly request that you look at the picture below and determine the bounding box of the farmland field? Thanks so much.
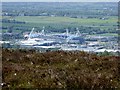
[2,16,118,33]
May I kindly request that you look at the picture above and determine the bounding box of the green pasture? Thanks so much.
[2,16,118,33]
[14,16,117,25]
[2,16,117,25]
[90,33,118,37]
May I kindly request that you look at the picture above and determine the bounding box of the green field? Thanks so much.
[2,16,118,33]
[3,16,117,25]
[13,16,117,24]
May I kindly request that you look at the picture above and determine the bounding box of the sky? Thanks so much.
[1,0,120,2]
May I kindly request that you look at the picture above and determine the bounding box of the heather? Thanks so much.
[2,49,120,89]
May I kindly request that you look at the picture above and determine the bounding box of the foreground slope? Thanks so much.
[2,49,120,88]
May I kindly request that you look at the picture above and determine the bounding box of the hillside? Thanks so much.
[2,49,120,89]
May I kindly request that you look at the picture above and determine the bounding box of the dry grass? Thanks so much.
[2,49,120,89]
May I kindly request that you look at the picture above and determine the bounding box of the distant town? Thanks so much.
[1,2,119,54]
[1,26,119,53]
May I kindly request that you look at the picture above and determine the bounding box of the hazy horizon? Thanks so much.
[1,0,120,2]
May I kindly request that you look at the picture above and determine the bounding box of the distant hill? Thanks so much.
[2,2,118,17]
